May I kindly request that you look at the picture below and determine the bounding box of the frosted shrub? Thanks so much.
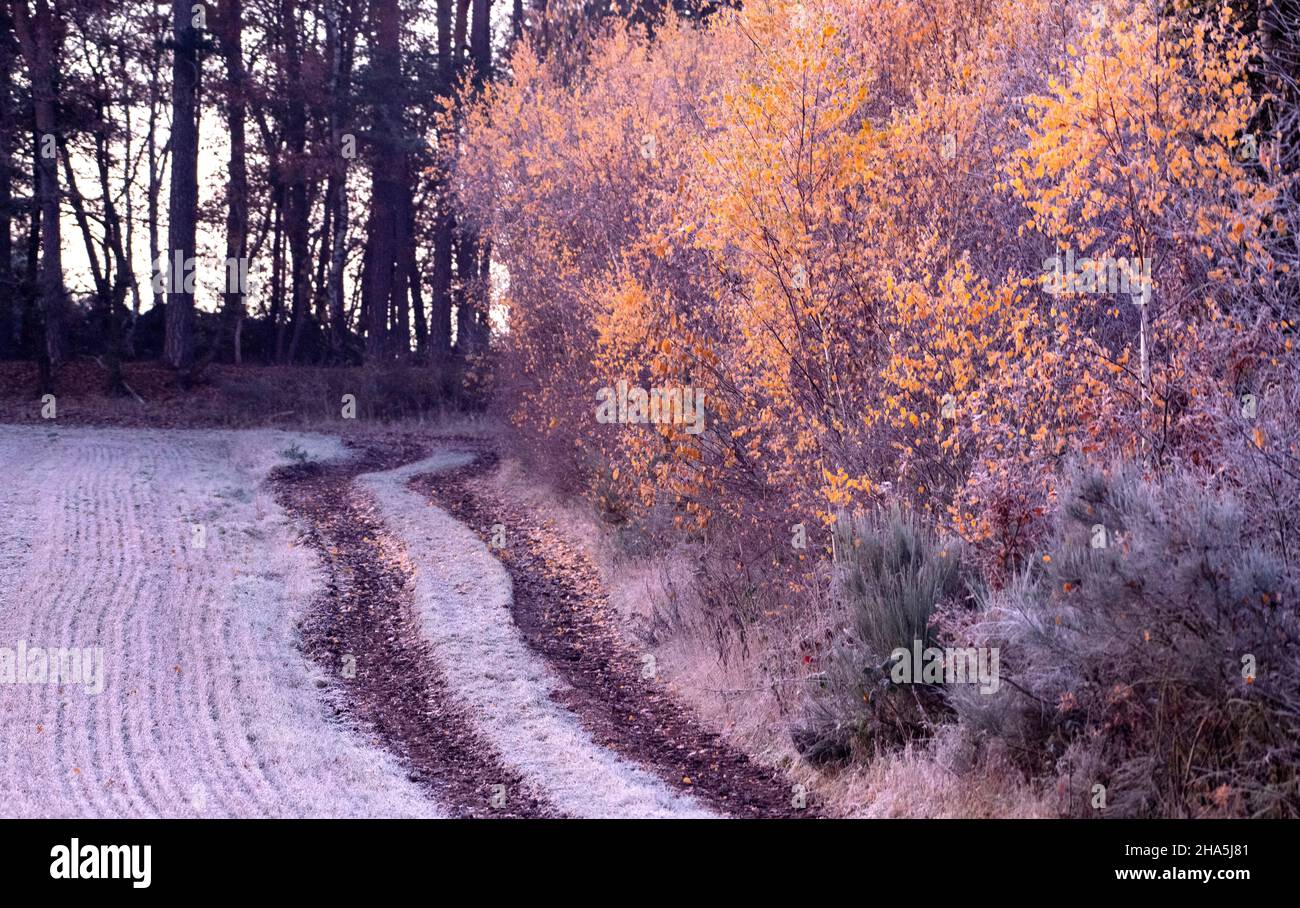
[796,506,963,764]
[956,464,1300,817]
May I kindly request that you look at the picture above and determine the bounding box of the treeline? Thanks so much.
[0,0,724,392]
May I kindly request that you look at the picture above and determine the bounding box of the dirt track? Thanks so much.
[359,452,715,818]
[1,425,803,818]
[272,437,557,818]
[413,456,814,818]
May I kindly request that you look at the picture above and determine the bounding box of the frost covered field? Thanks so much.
[0,425,438,818]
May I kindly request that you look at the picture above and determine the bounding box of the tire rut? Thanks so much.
[413,453,817,819]
[272,436,557,819]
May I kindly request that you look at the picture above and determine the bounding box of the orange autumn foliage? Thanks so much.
[455,0,1296,576]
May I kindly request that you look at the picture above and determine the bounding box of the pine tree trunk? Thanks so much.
[457,0,493,354]
[282,0,311,364]
[325,0,353,362]
[146,48,164,317]
[0,11,14,359]
[425,0,456,362]
[164,0,200,372]
[364,0,409,364]
[221,0,249,366]
[11,0,66,370]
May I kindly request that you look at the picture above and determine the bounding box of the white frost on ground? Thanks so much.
[360,454,716,819]
[0,425,443,818]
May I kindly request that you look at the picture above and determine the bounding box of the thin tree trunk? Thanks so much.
[454,231,478,352]
[58,138,108,304]
[453,0,469,69]
[268,191,284,363]
[91,112,132,394]
[411,253,427,356]
[146,51,165,316]
[456,0,493,354]
[0,10,15,358]
[471,0,492,87]
[115,48,141,356]
[324,0,354,362]
[430,205,453,356]
[20,129,39,382]
[23,132,38,293]
[426,0,455,362]
[312,187,331,325]
[164,0,200,372]
[221,0,249,366]
[282,0,310,363]
[392,170,412,358]
[477,236,492,347]
[408,185,426,358]
[11,0,66,372]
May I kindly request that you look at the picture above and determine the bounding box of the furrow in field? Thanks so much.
[0,425,441,818]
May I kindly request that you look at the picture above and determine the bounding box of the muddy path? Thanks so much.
[413,454,816,819]
[272,436,556,818]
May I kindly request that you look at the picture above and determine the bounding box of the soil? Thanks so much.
[413,454,818,819]
[272,435,556,818]
[0,425,439,817]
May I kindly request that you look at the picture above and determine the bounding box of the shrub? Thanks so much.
[834,506,962,657]
[795,506,963,764]
[953,463,1300,817]
[279,442,310,464]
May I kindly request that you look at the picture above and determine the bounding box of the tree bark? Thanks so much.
[363,0,409,363]
[454,230,481,352]
[391,170,412,358]
[268,189,284,362]
[164,0,200,372]
[325,0,354,362]
[146,42,167,320]
[11,0,66,370]
[0,10,13,359]
[220,0,248,365]
[455,0,492,354]
[471,0,492,86]
[410,251,427,355]
[453,0,469,71]
[424,0,455,362]
[430,201,454,357]
[116,45,141,350]
[282,0,311,363]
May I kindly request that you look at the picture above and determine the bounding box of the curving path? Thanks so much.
[0,425,800,819]
[359,453,715,819]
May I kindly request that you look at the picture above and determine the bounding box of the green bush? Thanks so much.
[795,505,963,764]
